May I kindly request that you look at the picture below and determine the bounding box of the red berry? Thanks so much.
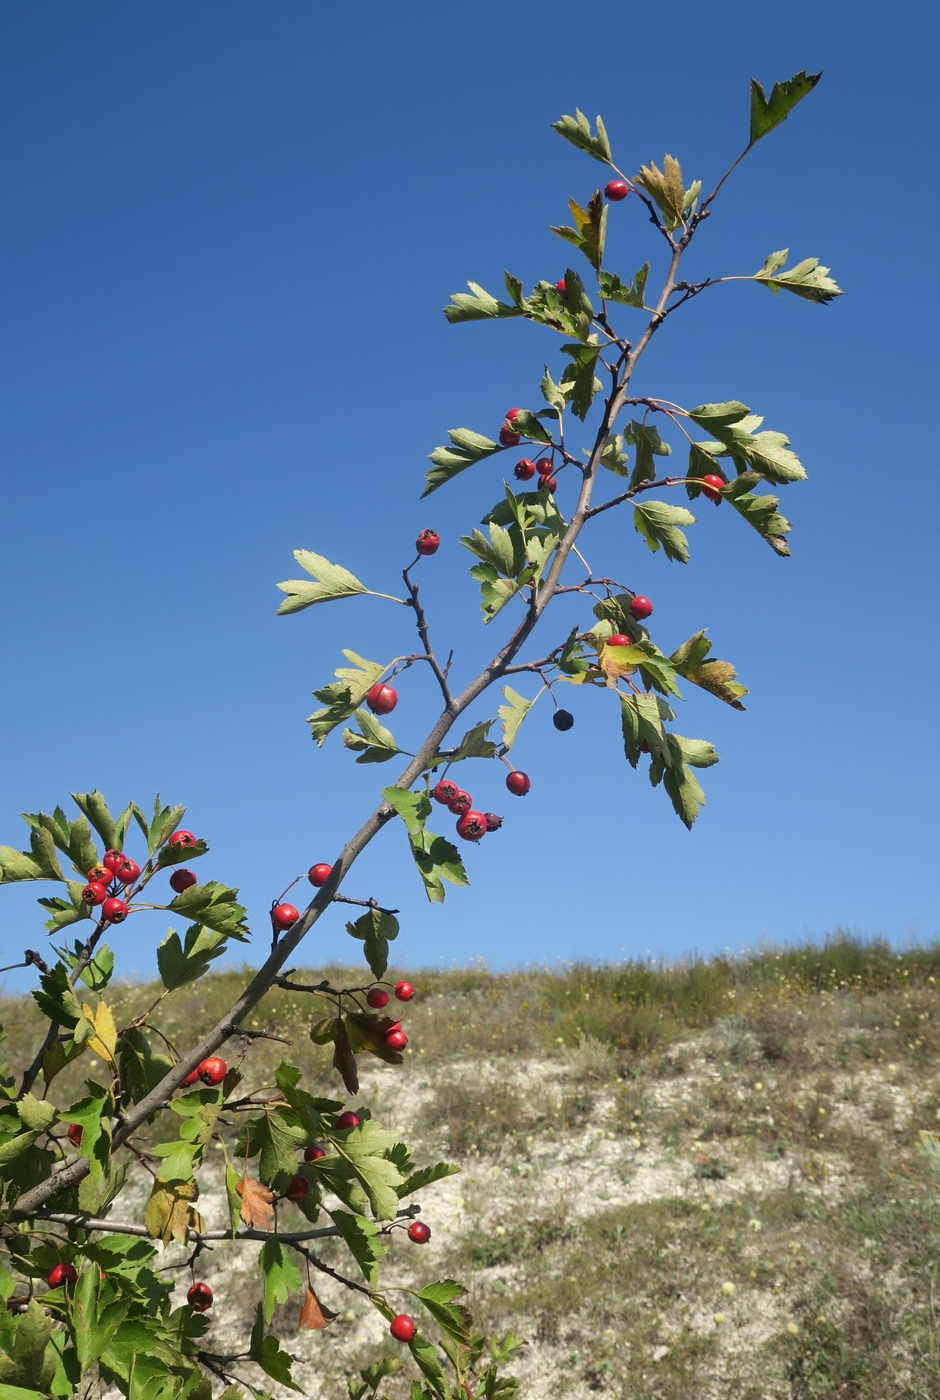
[447,790,472,816]
[47,1263,77,1288]
[386,1028,408,1051]
[701,473,725,503]
[505,408,522,423]
[170,868,198,893]
[196,1056,226,1086]
[499,426,521,448]
[514,458,536,481]
[304,1143,326,1162]
[285,1174,310,1202]
[536,457,553,476]
[408,1221,431,1244]
[456,810,487,842]
[366,682,398,715]
[307,863,332,887]
[366,987,390,1008]
[416,529,440,556]
[390,1313,416,1343]
[605,179,629,201]
[607,633,632,648]
[187,1282,213,1311]
[115,858,140,886]
[87,863,110,885]
[272,903,299,931]
[102,897,128,923]
[506,771,531,797]
[541,476,558,493]
[394,981,415,1002]
[629,595,653,621]
[484,812,503,832]
[336,1110,361,1131]
[66,1124,83,1147]
[182,1070,199,1087]
[102,849,125,874]
[169,830,197,849]
[555,279,567,294]
[431,779,459,805]
[81,881,108,907]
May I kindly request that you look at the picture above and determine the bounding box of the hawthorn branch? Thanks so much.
[403,561,454,708]
[31,1205,420,1243]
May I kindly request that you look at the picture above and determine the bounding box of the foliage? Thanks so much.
[0,71,837,1398]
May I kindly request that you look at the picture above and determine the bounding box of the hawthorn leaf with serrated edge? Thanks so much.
[32,964,82,1027]
[626,420,671,488]
[460,522,521,578]
[166,881,247,939]
[655,734,719,829]
[415,1280,472,1346]
[0,825,64,884]
[620,691,669,767]
[670,632,748,709]
[685,440,726,499]
[524,274,594,342]
[308,651,388,746]
[470,562,526,622]
[424,428,499,496]
[409,830,469,904]
[688,404,806,484]
[443,280,524,323]
[382,786,432,836]
[224,1163,241,1235]
[755,253,842,304]
[133,794,187,855]
[599,434,628,475]
[551,109,612,164]
[749,70,821,146]
[69,791,132,853]
[157,925,229,991]
[551,190,607,270]
[442,718,499,763]
[328,1209,386,1283]
[333,1018,359,1094]
[275,550,372,615]
[334,1121,405,1220]
[633,499,695,564]
[144,1179,198,1245]
[505,408,552,444]
[498,687,535,753]
[342,707,400,764]
[598,263,649,308]
[38,881,89,933]
[81,1001,117,1064]
[260,1239,304,1324]
[560,341,602,420]
[236,1175,275,1230]
[249,1305,302,1391]
[0,1298,57,1393]
[721,471,793,555]
[540,365,569,411]
[634,155,687,224]
[346,907,399,980]
[399,1159,460,1198]
[21,807,98,878]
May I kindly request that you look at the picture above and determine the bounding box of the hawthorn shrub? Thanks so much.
[0,71,838,1399]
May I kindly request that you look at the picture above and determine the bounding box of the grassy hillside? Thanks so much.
[3,934,940,1398]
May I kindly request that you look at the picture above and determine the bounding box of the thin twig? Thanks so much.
[402,563,454,707]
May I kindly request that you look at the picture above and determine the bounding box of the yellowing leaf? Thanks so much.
[81,1001,117,1064]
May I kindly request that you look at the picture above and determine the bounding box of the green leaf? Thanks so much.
[32,964,82,1028]
[443,281,524,324]
[346,908,400,981]
[599,434,629,477]
[276,550,372,615]
[136,796,188,857]
[409,831,469,905]
[498,687,535,753]
[117,1028,173,1105]
[415,1280,472,1347]
[399,1159,460,1198]
[460,522,523,579]
[524,274,594,342]
[551,110,612,165]
[688,404,806,484]
[440,719,499,764]
[468,562,526,623]
[63,1083,114,1191]
[20,808,97,879]
[424,428,500,497]
[634,155,687,225]
[721,471,793,556]
[557,627,592,677]
[342,707,400,765]
[632,499,695,564]
[505,408,552,444]
[38,882,90,934]
[620,691,669,767]
[328,1209,386,1284]
[540,365,569,412]
[598,264,649,308]
[72,1268,131,1370]
[249,1305,302,1392]
[749,70,821,147]
[260,1239,304,1324]
[624,641,682,698]
[0,1300,56,1394]
[754,251,842,304]
[382,786,431,837]
[0,826,64,884]
[560,342,602,421]
[655,733,720,830]
[684,440,725,500]
[626,420,671,488]
[168,880,248,938]
[670,632,748,710]
[70,791,131,854]
[156,924,230,991]
[551,190,607,271]
[334,1121,406,1220]
[16,1094,56,1134]
[308,651,389,746]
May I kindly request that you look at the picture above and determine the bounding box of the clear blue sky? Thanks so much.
[1,0,938,991]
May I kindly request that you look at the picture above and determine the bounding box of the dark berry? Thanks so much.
[336,1110,361,1131]
[285,1174,310,1202]
[553,709,574,731]
[541,476,558,493]
[416,529,440,555]
[47,1263,77,1288]
[66,1124,83,1147]
[484,812,503,832]
[499,425,521,448]
[386,1028,408,1051]
[366,682,398,715]
[535,457,553,476]
[447,790,472,816]
[304,1143,326,1161]
[170,868,197,893]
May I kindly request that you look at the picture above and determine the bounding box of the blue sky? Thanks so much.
[1,0,938,991]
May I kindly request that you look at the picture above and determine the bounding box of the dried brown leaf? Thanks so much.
[298,1286,337,1330]
[236,1174,275,1230]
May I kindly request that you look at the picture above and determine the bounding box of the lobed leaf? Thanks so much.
[276,550,372,615]
[749,70,821,146]
[550,109,613,165]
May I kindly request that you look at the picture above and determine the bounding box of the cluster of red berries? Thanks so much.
[362,978,414,1051]
[181,1055,227,1088]
[513,454,558,493]
[80,846,140,924]
[430,770,529,843]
